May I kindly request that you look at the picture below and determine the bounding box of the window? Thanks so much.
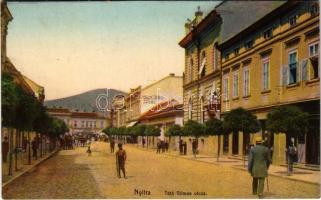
[288,51,298,84]
[199,51,206,77]
[262,59,270,90]
[74,120,78,128]
[223,75,229,100]
[190,58,194,82]
[245,40,253,49]
[233,71,239,98]
[200,98,205,123]
[263,28,272,39]
[81,121,84,128]
[213,45,218,71]
[309,42,319,79]
[289,15,297,27]
[234,48,240,56]
[310,3,319,16]
[224,53,230,60]
[101,121,104,128]
[243,67,250,97]
[188,99,192,120]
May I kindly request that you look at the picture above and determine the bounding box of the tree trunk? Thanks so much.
[14,129,19,171]
[40,134,43,158]
[8,128,14,176]
[217,134,221,162]
[28,131,31,165]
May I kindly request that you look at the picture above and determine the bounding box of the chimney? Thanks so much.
[195,6,203,25]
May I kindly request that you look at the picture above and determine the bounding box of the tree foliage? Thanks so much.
[165,124,183,137]
[204,118,224,135]
[266,105,309,136]
[144,125,161,137]
[183,120,205,138]
[223,107,260,134]
[1,73,18,127]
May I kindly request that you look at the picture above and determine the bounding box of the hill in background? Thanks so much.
[44,88,127,114]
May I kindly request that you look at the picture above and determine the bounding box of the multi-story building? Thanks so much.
[219,1,319,164]
[47,108,110,136]
[179,1,293,156]
[113,73,183,128]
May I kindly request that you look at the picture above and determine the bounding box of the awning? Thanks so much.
[126,121,138,127]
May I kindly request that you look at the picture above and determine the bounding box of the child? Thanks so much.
[87,146,92,156]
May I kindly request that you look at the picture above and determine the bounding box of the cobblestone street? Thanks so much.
[2,142,320,199]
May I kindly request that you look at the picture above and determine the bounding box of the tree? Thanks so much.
[223,107,260,135]
[223,107,260,158]
[132,124,146,147]
[165,124,183,150]
[266,105,309,143]
[183,120,205,138]
[1,73,18,128]
[144,125,161,147]
[204,118,224,161]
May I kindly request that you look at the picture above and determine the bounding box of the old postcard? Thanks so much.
[1,0,320,199]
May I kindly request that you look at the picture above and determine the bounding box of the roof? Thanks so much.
[47,108,71,113]
[218,1,300,49]
[139,99,183,121]
[3,57,34,95]
[216,1,286,44]
[71,112,106,119]
[22,75,45,100]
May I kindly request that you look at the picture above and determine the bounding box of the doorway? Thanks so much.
[232,131,238,155]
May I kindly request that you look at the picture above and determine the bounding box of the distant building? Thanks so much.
[113,73,183,128]
[47,108,110,136]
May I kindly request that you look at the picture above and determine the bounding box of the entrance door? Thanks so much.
[223,134,229,154]
[243,132,250,155]
[232,131,239,155]
[306,118,320,164]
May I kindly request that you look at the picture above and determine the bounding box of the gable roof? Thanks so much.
[216,1,287,44]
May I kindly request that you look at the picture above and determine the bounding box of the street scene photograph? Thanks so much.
[1,0,320,199]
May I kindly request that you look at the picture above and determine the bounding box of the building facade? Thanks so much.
[113,74,183,128]
[47,108,110,136]
[219,1,320,164]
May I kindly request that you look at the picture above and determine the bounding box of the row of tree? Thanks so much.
[102,124,161,147]
[104,106,309,161]
[2,73,69,174]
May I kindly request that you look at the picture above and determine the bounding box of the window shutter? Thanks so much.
[282,65,288,86]
[296,61,301,82]
[301,59,308,81]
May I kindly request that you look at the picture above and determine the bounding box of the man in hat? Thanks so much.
[248,137,271,198]
[115,143,127,178]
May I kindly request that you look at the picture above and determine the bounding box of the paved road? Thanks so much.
[2,142,320,199]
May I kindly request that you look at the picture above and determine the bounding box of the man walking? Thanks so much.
[110,138,115,153]
[116,143,127,179]
[248,137,271,198]
[192,139,198,158]
[286,142,297,176]
[31,137,39,160]
[2,136,9,163]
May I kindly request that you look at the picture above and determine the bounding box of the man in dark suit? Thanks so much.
[248,137,271,198]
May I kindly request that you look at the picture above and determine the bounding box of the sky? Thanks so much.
[7,1,220,100]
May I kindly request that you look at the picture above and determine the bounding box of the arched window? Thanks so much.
[188,98,192,120]
[200,51,206,77]
[190,58,194,82]
[200,97,205,123]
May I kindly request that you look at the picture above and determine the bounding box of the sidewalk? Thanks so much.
[2,148,58,187]
[132,145,320,185]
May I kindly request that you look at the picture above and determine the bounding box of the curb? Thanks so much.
[2,149,59,188]
[134,145,320,186]
[231,166,320,186]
